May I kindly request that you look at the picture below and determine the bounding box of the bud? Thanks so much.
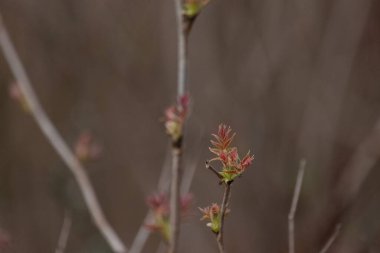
[183,0,211,18]
[74,131,102,161]
[145,192,193,241]
[9,82,29,112]
[0,229,10,251]
[163,94,190,143]
[199,203,229,233]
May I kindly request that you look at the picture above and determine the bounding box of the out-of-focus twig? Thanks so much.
[316,119,380,253]
[216,183,231,253]
[55,211,72,253]
[180,125,204,195]
[0,14,127,253]
[335,119,380,209]
[129,146,171,253]
[325,118,380,253]
[288,160,306,253]
[169,146,182,253]
[130,125,202,253]
[155,242,166,253]
[319,224,341,253]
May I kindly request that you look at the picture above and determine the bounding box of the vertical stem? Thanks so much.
[174,0,187,100]
[216,183,232,253]
[168,147,182,253]
[169,0,189,252]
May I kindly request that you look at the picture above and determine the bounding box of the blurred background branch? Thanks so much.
[0,13,127,253]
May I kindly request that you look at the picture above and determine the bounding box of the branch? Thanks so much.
[319,224,341,253]
[205,161,223,180]
[168,147,182,253]
[168,0,189,252]
[0,14,127,253]
[174,0,188,100]
[288,160,306,253]
[55,210,72,253]
[180,131,203,194]
[216,183,232,253]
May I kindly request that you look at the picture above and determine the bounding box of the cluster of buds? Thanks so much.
[199,203,230,233]
[209,124,254,183]
[9,82,29,112]
[164,94,189,144]
[183,0,211,18]
[200,124,254,233]
[145,193,192,242]
[74,131,102,162]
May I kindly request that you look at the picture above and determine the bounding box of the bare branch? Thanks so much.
[0,14,126,253]
[129,147,171,253]
[55,210,72,253]
[319,224,341,253]
[180,127,204,194]
[168,147,182,253]
[216,183,232,253]
[128,211,155,253]
[173,0,187,100]
[288,160,306,253]
[205,161,223,180]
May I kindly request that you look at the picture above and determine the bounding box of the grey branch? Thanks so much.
[129,147,171,253]
[168,148,182,253]
[174,0,187,99]
[319,224,341,253]
[0,15,127,253]
[288,160,306,253]
[55,210,72,253]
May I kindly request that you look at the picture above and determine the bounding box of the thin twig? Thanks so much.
[0,15,126,253]
[216,183,232,253]
[168,147,182,253]
[180,125,204,194]
[55,210,72,253]
[129,146,172,253]
[288,159,306,253]
[205,161,223,180]
[319,224,341,253]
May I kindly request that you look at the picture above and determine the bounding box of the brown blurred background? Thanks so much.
[1,0,380,252]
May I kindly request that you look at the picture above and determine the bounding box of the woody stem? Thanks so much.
[216,182,232,253]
